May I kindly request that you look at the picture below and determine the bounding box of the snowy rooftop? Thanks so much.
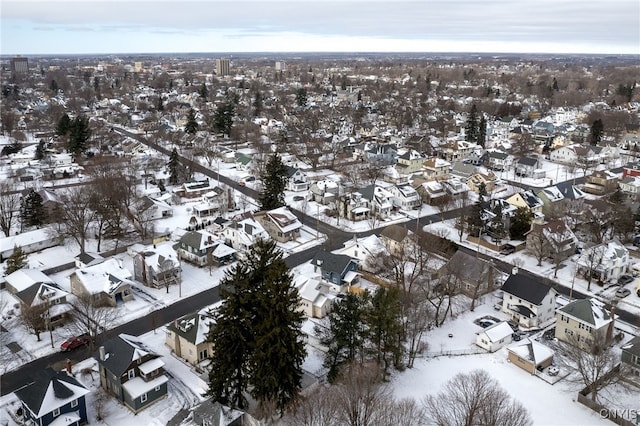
[478,321,513,343]
[122,375,169,399]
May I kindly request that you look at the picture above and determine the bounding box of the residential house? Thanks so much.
[311,250,359,293]
[365,143,397,165]
[621,336,640,387]
[500,273,557,328]
[618,176,640,198]
[310,180,339,205]
[14,368,90,426]
[449,161,477,179]
[0,227,63,262]
[622,162,640,178]
[517,157,543,179]
[36,189,64,223]
[192,187,231,218]
[135,196,173,220]
[439,140,476,162]
[70,258,134,307]
[133,242,181,289]
[440,250,501,299]
[254,207,302,242]
[416,179,448,205]
[174,179,216,199]
[96,334,169,413]
[525,220,577,262]
[176,230,235,267]
[555,298,615,351]
[294,276,335,319]
[507,338,554,375]
[575,241,629,283]
[422,157,451,181]
[380,224,413,257]
[466,171,498,194]
[191,399,248,426]
[5,268,55,295]
[486,150,513,171]
[536,186,565,216]
[550,144,596,165]
[165,306,215,366]
[74,252,105,269]
[358,184,393,219]
[222,217,269,254]
[395,149,424,175]
[505,190,544,221]
[476,321,513,353]
[388,184,421,210]
[334,192,370,222]
[583,170,619,195]
[15,281,72,329]
[441,177,470,198]
[285,166,309,192]
[335,235,386,269]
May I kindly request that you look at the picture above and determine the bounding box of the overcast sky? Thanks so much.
[2,0,639,55]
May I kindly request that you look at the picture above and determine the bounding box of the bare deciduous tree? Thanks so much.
[57,187,96,253]
[423,369,532,426]
[68,293,118,351]
[0,181,20,237]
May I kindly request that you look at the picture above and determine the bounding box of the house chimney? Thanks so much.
[66,359,72,375]
[99,346,106,362]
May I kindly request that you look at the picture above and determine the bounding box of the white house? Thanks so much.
[222,217,269,254]
[500,274,557,328]
[576,241,629,283]
[476,321,514,352]
[389,184,422,210]
[294,276,335,319]
[0,228,63,261]
[285,166,309,192]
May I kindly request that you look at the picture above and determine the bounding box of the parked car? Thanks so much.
[615,288,631,298]
[500,245,515,255]
[60,334,90,352]
[617,274,634,286]
[292,195,305,201]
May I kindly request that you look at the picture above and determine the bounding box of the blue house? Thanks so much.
[14,368,90,426]
[311,251,359,292]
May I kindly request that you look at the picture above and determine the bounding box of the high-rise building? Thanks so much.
[275,61,286,71]
[215,58,230,76]
[10,56,29,75]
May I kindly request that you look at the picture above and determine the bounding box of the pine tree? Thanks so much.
[365,287,404,379]
[168,148,180,185]
[213,102,234,136]
[5,245,27,274]
[478,116,487,148]
[259,153,288,210]
[68,115,91,157]
[185,108,198,135]
[35,139,46,160]
[156,96,164,112]
[465,104,479,143]
[199,83,208,99]
[590,119,604,146]
[56,113,71,137]
[317,292,368,383]
[295,88,308,107]
[509,207,533,240]
[206,240,306,413]
[253,90,263,117]
[20,189,45,228]
[490,202,506,242]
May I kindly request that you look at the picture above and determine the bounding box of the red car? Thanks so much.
[60,335,90,352]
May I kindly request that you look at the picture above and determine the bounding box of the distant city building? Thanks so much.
[215,58,230,76]
[10,56,29,75]
[134,61,143,72]
[275,61,286,71]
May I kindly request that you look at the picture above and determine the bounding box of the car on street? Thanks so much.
[60,334,90,352]
[615,288,631,298]
[617,274,634,286]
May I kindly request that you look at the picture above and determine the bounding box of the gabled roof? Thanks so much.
[621,336,640,357]
[311,250,357,277]
[15,368,90,419]
[478,321,513,343]
[179,230,217,252]
[517,156,539,167]
[507,338,554,366]
[557,298,613,328]
[5,269,54,293]
[444,250,494,283]
[167,304,218,346]
[16,282,68,307]
[95,333,161,377]
[500,274,554,305]
[380,224,410,243]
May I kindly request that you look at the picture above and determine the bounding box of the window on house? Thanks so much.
[200,349,208,360]
[53,408,60,417]
[71,399,78,408]
[141,393,147,403]
[128,369,135,379]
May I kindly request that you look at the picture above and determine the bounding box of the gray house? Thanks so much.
[621,336,640,387]
[311,251,359,293]
[95,334,168,413]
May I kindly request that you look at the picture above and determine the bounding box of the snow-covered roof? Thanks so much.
[73,258,133,296]
[557,298,614,329]
[122,375,169,399]
[508,338,554,365]
[5,269,54,293]
[478,321,513,343]
[138,357,165,375]
[1,227,57,253]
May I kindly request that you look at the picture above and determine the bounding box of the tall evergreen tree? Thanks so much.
[509,206,533,240]
[213,102,234,136]
[156,96,164,112]
[56,113,71,137]
[68,115,91,157]
[206,240,306,413]
[35,139,46,160]
[199,83,208,99]
[259,153,288,210]
[478,116,487,148]
[317,292,368,383]
[185,108,198,135]
[467,183,486,237]
[253,90,263,117]
[465,104,479,143]
[590,119,604,146]
[295,88,308,107]
[365,286,404,379]
[20,189,45,229]
[5,245,27,274]
[168,148,180,185]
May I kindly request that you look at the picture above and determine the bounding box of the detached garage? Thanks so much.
[476,321,513,352]
[507,338,554,375]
